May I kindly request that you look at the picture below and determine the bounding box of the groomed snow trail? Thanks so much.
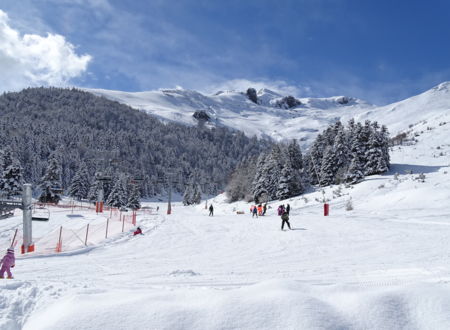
[2,190,450,330]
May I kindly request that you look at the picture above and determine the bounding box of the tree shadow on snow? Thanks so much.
[388,163,447,175]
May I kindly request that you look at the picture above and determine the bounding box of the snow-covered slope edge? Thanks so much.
[86,82,450,146]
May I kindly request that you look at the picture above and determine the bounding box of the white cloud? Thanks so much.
[0,9,91,92]
[205,79,310,97]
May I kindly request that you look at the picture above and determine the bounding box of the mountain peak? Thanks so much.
[433,81,450,92]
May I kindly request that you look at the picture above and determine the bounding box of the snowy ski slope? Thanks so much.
[0,99,449,329]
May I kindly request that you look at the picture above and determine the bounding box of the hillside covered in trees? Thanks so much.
[0,87,271,200]
[226,120,390,203]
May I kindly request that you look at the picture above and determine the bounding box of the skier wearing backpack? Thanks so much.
[0,248,15,279]
[281,211,291,231]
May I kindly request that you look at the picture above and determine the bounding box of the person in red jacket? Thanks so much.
[133,227,143,236]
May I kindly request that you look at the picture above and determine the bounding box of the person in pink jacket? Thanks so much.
[0,248,15,279]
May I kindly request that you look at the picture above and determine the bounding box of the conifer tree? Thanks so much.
[2,158,23,197]
[345,126,365,184]
[319,146,337,186]
[39,156,62,203]
[87,180,102,202]
[183,184,194,205]
[68,162,90,200]
[365,124,388,175]
[252,145,284,202]
[307,134,326,185]
[332,126,350,183]
[287,139,303,171]
[192,183,202,205]
[127,183,141,210]
[276,164,303,200]
[106,176,127,208]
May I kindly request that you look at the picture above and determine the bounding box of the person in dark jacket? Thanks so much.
[252,206,258,218]
[263,203,267,216]
[281,211,291,230]
[209,204,214,216]
[286,204,291,215]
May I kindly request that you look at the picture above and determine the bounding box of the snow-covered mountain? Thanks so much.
[87,82,450,146]
[86,87,372,145]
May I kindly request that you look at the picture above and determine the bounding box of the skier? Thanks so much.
[263,203,267,216]
[286,204,291,215]
[133,227,143,236]
[0,248,15,279]
[281,211,291,231]
[252,205,258,218]
[209,204,214,216]
[257,204,263,216]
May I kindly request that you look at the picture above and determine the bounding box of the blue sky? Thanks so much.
[1,0,450,104]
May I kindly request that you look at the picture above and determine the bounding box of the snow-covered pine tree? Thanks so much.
[345,125,365,184]
[2,158,24,197]
[252,145,284,202]
[332,126,350,183]
[346,118,357,147]
[276,163,303,200]
[365,123,389,175]
[287,139,303,171]
[319,146,337,186]
[192,182,202,204]
[359,120,372,160]
[68,162,90,200]
[183,184,194,205]
[106,176,127,208]
[306,134,326,185]
[39,156,62,203]
[127,183,141,210]
[87,180,101,202]
[380,124,391,168]
[0,148,13,194]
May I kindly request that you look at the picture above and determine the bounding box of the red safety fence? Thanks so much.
[1,210,141,256]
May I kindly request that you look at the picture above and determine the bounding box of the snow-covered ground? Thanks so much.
[1,110,450,329]
[86,82,450,147]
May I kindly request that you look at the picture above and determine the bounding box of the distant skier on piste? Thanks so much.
[133,227,143,236]
[281,211,291,231]
[209,204,214,216]
[0,248,15,279]
[252,205,258,218]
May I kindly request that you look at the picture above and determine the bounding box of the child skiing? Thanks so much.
[252,205,258,218]
[0,248,15,279]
